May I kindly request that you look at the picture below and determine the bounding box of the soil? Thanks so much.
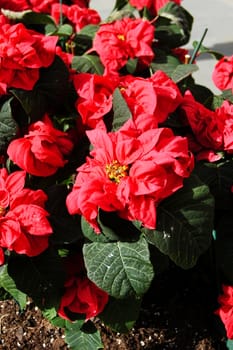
[0,262,229,350]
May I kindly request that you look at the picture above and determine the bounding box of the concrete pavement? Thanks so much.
[90,0,233,94]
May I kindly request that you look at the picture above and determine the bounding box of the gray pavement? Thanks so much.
[90,0,233,94]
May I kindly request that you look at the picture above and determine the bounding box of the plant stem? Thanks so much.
[190,28,208,64]
[59,0,63,26]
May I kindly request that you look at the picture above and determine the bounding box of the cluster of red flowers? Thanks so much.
[0,0,232,334]
[66,122,193,233]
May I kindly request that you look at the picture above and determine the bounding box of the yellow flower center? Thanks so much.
[0,207,6,217]
[117,34,125,41]
[105,160,128,184]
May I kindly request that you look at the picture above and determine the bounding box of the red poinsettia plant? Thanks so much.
[0,0,232,348]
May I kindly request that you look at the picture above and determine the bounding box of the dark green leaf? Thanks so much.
[73,25,99,55]
[0,98,18,153]
[210,89,233,109]
[97,210,141,242]
[214,212,233,284]
[112,88,132,131]
[126,58,138,74]
[194,160,233,210]
[46,185,83,245]
[81,216,114,243]
[65,321,103,350]
[150,53,181,77]
[151,49,198,83]
[0,265,27,310]
[1,9,55,25]
[83,236,154,298]
[72,55,104,75]
[177,75,214,106]
[144,175,214,269]
[99,296,141,333]
[156,2,193,48]
[8,249,65,309]
[10,56,71,122]
[113,0,128,10]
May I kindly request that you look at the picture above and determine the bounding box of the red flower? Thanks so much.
[0,247,4,265]
[212,55,233,93]
[29,0,58,13]
[58,255,108,321]
[7,115,74,177]
[172,48,190,63]
[73,73,117,129]
[180,91,224,161]
[215,285,233,339]
[216,100,233,153]
[129,0,152,10]
[0,23,58,93]
[66,120,193,233]
[71,0,90,6]
[129,0,181,14]
[0,169,52,257]
[117,71,182,128]
[119,75,157,126]
[51,4,100,33]
[92,17,154,75]
[0,0,28,10]
[149,70,182,123]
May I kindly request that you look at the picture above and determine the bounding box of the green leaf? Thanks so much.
[192,40,224,60]
[83,236,154,299]
[73,25,100,55]
[78,24,100,39]
[156,2,193,48]
[170,64,198,83]
[150,52,180,76]
[56,24,73,37]
[0,98,18,153]
[45,185,83,245]
[81,216,114,243]
[227,339,233,350]
[194,160,233,210]
[106,6,135,22]
[126,58,138,74]
[1,9,55,25]
[112,88,132,131]
[42,306,57,322]
[143,174,214,269]
[222,89,233,103]
[113,0,128,10]
[10,56,71,122]
[65,321,103,350]
[72,55,104,75]
[0,265,27,310]
[214,212,233,284]
[8,249,65,309]
[210,89,233,109]
[150,51,198,82]
[99,296,141,333]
